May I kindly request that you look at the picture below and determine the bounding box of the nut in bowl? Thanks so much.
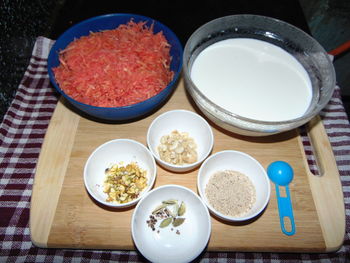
[197,150,271,222]
[147,109,214,172]
[83,139,157,208]
[47,13,183,121]
[131,184,211,263]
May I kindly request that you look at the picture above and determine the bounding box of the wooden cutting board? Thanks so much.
[30,78,345,252]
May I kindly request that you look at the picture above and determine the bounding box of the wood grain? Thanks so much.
[30,101,80,247]
[30,79,345,252]
[305,116,345,252]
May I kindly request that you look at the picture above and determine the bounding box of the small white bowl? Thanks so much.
[84,139,157,208]
[131,184,211,263]
[197,150,270,222]
[147,109,214,172]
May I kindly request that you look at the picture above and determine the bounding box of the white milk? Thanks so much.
[190,38,312,122]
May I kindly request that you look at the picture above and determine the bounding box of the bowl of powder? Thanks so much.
[197,150,270,222]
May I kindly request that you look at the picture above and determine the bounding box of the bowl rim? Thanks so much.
[197,149,271,222]
[146,109,214,170]
[48,13,183,111]
[83,138,157,208]
[183,14,336,126]
[131,184,211,262]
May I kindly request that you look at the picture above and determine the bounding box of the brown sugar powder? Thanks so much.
[205,170,256,217]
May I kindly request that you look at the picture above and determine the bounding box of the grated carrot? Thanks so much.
[53,20,174,107]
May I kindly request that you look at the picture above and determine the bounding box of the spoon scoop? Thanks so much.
[267,161,296,236]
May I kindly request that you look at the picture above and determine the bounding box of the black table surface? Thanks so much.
[51,0,310,45]
[1,0,309,122]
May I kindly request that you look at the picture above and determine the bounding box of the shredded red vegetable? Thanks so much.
[53,20,174,107]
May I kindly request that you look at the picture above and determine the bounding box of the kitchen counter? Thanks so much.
[0,0,63,122]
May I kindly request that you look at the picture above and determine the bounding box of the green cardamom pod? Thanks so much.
[151,203,168,214]
[172,217,185,227]
[159,217,173,228]
[162,199,178,205]
[178,201,186,216]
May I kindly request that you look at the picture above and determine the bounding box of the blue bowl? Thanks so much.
[48,13,183,121]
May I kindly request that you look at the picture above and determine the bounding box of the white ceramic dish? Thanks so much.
[147,109,214,172]
[131,184,211,263]
[84,139,157,208]
[197,150,271,222]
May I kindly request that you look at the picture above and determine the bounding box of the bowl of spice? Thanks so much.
[84,139,157,208]
[197,150,270,222]
[48,13,183,121]
[131,184,211,263]
[147,109,214,172]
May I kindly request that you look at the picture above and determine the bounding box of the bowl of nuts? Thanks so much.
[147,109,214,172]
[84,139,157,208]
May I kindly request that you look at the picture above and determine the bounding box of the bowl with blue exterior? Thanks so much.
[48,13,183,121]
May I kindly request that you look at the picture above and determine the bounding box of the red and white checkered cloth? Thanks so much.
[0,36,349,262]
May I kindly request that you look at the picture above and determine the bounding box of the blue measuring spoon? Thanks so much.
[267,161,296,236]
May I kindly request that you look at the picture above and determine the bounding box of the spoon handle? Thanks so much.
[275,185,296,236]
